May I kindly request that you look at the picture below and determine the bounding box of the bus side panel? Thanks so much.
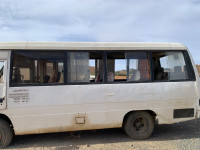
[6,81,198,135]
[185,49,200,117]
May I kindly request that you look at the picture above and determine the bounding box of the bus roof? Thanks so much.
[0,42,187,50]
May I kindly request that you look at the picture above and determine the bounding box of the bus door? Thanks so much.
[0,61,7,109]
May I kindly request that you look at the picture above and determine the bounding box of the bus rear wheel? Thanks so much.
[0,119,13,148]
[123,111,154,140]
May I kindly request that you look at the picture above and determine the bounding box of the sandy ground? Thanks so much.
[4,118,200,150]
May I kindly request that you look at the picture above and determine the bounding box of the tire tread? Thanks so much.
[0,119,13,148]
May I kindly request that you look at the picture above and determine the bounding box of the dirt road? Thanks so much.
[4,118,200,150]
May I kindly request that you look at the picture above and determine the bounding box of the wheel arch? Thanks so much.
[0,114,14,130]
[122,110,157,127]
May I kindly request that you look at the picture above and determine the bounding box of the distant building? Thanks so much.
[196,65,200,75]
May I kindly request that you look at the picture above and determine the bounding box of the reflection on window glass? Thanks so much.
[67,52,103,83]
[12,51,64,85]
[67,52,89,82]
[152,52,189,81]
[0,62,4,83]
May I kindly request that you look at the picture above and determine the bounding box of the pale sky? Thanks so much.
[0,0,200,64]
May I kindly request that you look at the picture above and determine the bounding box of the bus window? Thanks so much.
[106,52,150,82]
[126,52,150,82]
[11,51,64,85]
[152,52,189,81]
[67,52,104,83]
[107,52,127,82]
[89,52,104,83]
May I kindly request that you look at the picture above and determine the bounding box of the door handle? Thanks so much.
[107,93,114,96]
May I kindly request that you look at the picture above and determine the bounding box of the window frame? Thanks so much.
[66,50,106,85]
[150,50,196,82]
[10,50,106,87]
[10,50,66,87]
[9,49,196,87]
[104,50,152,84]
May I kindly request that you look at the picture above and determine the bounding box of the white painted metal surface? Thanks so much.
[0,42,198,135]
[0,42,186,50]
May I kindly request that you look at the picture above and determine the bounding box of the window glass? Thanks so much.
[106,52,150,82]
[67,52,104,83]
[107,52,126,82]
[11,51,64,85]
[152,52,189,81]
[0,62,4,83]
[127,52,150,81]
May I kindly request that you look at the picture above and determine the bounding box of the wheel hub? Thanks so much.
[133,117,146,133]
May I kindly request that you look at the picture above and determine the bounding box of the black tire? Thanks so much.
[123,111,154,140]
[0,119,13,148]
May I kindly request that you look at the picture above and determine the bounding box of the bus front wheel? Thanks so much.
[123,111,154,140]
[0,119,13,148]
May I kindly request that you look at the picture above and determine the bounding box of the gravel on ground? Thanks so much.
[4,118,200,150]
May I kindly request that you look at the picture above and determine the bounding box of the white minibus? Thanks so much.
[0,42,199,147]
